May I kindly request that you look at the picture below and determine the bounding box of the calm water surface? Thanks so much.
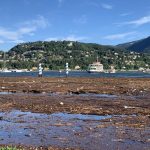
[0,71,150,78]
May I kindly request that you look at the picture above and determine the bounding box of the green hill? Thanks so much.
[117,36,150,53]
[1,40,150,70]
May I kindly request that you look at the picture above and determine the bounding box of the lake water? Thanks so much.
[0,71,150,78]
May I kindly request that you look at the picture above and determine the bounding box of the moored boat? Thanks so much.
[87,57,104,73]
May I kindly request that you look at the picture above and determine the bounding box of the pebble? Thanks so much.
[60,102,64,105]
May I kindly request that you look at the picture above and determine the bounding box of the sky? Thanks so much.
[0,0,150,51]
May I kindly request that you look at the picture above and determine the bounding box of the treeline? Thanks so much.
[1,41,150,70]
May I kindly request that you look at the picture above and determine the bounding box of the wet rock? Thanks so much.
[25,134,32,137]
[30,90,41,93]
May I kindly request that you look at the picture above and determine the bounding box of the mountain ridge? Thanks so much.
[117,36,150,53]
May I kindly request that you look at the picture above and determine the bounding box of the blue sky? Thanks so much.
[0,0,150,51]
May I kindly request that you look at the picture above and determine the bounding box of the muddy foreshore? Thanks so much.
[0,77,149,150]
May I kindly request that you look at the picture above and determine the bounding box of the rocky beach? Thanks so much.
[0,77,149,150]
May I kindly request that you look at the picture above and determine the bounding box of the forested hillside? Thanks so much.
[117,36,150,53]
[0,41,149,70]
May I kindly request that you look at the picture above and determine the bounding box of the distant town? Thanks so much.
[0,39,150,73]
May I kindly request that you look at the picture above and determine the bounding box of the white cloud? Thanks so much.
[45,37,59,41]
[126,15,150,26]
[88,2,99,8]
[9,40,25,44]
[101,3,113,10]
[21,15,49,29]
[0,27,19,40]
[73,15,87,24]
[0,39,4,44]
[58,0,64,7]
[18,27,36,36]
[64,35,87,41]
[45,35,87,42]
[104,32,136,40]
[118,15,150,27]
[120,13,131,17]
[58,0,63,3]
[0,16,49,42]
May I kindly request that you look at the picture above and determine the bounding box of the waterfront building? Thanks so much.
[87,57,104,73]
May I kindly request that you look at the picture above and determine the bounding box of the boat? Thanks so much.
[87,57,104,73]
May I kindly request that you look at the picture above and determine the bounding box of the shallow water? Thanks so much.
[0,92,14,95]
[75,93,118,98]
[0,110,110,147]
[0,91,118,98]
[51,112,112,120]
[0,110,111,122]
[0,110,149,149]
